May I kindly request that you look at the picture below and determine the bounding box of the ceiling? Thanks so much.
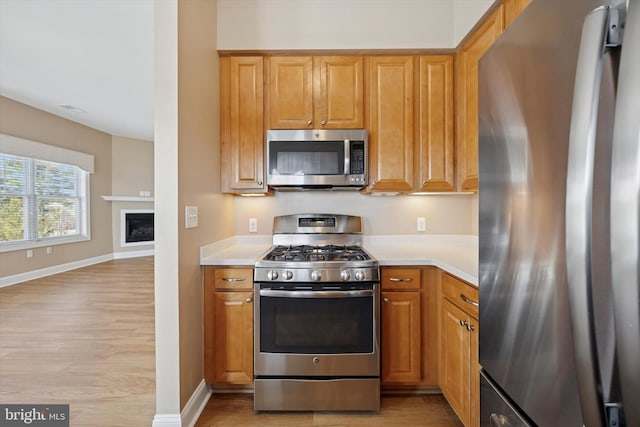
[0,0,154,142]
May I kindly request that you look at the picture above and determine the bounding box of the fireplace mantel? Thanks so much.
[102,195,154,202]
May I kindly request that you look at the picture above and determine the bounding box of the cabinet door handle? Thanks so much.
[223,277,246,282]
[459,319,468,327]
[383,297,389,303]
[257,180,263,186]
[466,323,475,332]
[320,120,327,125]
[245,297,253,303]
[306,120,312,126]
[389,277,413,282]
[460,293,479,307]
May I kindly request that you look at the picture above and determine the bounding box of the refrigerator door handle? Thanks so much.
[611,1,640,426]
[565,6,610,427]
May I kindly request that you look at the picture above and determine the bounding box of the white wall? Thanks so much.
[454,0,494,45]
[218,0,495,50]
[234,192,475,236]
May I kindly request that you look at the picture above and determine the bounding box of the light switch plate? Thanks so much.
[185,206,198,228]
[417,217,426,232]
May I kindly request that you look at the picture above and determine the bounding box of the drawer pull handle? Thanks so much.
[460,293,479,307]
[389,277,413,282]
[245,297,253,303]
[223,277,246,282]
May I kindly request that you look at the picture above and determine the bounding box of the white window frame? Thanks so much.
[0,134,93,253]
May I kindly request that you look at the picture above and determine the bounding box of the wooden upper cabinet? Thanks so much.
[316,55,364,128]
[366,55,414,192]
[268,56,314,129]
[503,0,532,28]
[416,55,455,192]
[220,56,266,193]
[268,55,363,129]
[455,6,504,192]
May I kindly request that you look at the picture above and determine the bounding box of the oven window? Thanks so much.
[260,293,374,354]
[269,141,345,175]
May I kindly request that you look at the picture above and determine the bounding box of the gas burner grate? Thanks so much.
[263,244,371,262]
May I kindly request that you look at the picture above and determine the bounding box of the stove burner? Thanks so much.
[263,244,370,262]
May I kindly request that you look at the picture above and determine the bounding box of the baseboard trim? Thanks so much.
[0,253,114,288]
[113,249,155,259]
[181,380,212,427]
[152,414,182,427]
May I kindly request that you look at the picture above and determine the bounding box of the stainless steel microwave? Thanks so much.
[266,129,367,190]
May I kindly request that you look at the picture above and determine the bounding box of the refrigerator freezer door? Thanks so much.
[480,370,531,427]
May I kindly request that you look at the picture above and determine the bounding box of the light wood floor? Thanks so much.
[0,257,156,426]
[1,257,463,426]
[196,394,464,427]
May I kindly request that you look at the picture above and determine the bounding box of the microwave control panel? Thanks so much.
[350,142,366,174]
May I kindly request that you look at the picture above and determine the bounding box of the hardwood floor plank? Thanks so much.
[196,394,463,427]
[0,257,155,426]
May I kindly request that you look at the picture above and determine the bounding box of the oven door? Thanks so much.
[254,283,380,377]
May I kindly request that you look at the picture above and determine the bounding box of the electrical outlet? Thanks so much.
[417,217,426,232]
[185,206,198,228]
[249,218,258,233]
[26,250,33,258]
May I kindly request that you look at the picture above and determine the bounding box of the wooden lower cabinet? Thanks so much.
[380,267,438,389]
[439,272,479,427]
[204,267,254,385]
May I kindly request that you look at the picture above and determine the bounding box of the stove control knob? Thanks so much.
[267,270,279,280]
[354,270,366,281]
[340,270,351,281]
[311,270,322,281]
[283,270,293,280]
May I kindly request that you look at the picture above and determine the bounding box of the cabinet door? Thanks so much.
[455,7,504,191]
[220,56,265,192]
[213,291,254,383]
[381,291,422,384]
[366,56,414,192]
[315,55,364,128]
[268,56,314,129]
[417,55,455,192]
[440,298,471,426]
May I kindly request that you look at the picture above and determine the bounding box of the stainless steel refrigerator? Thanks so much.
[478,0,639,426]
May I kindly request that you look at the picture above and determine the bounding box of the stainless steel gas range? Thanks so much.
[253,213,380,412]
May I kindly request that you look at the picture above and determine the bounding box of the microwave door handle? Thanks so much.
[344,139,350,175]
[565,6,610,427]
[611,2,640,426]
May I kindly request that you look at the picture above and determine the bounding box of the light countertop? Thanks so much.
[200,235,478,287]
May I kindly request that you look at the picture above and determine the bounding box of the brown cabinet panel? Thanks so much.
[417,55,455,192]
[381,291,422,383]
[439,270,479,427]
[381,267,421,290]
[204,266,254,386]
[316,55,364,128]
[440,297,472,426]
[268,56,314,129]
[366,56,414,192]
[455,6,504,192]
[220,56,266,193]
[213,291,254,383]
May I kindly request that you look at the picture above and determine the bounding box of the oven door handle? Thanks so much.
[259,289,374,298]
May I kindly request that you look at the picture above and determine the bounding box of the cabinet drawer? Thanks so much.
[214,268,254,290]
[381,268,421,290]
[441,272,478,317]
